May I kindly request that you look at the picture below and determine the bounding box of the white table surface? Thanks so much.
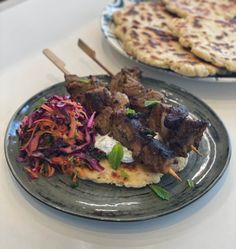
[0,1,236,248]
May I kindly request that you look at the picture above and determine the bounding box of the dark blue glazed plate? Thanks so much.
[4,76,231,221]
[101,0,236,83]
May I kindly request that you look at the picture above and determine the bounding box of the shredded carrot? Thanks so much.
[41,104,54,113]
[17,95,102,183]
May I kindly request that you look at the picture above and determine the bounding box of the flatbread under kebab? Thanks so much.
[161,0,236,19]
[74,157,186,188]
[112,1,220,77]
[169,16,236,72]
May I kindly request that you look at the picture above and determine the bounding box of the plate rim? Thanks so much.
[4,76,232,221]
[100,0,236,83]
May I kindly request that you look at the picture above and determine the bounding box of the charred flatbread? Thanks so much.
[74,157,186,188]
[162,0,236,19]
[169,16,236,72]
[112,1,220,77]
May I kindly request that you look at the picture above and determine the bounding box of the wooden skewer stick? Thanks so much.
[78,39,114,77]
[190,145,202,156]
[168,167,182,182]
[43,48,71,75]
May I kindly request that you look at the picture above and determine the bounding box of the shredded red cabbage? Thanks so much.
[17,95,104,181]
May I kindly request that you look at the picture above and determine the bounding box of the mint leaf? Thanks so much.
[187,179,195,188]
[71,181,79,188]
[126,108,136,116]
[108,143,124,170]
[144,99,161,107]
[79,78,90,84]
[149,184,171,200]
[120,169,129,179]
[33,97,46,110]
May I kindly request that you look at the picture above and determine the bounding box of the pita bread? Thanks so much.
[112,2,220,77]
[74,158,186,188]
[115,24,219,76]
[162,0,236,19]
[169,17,236,72]
[113,1,172,31]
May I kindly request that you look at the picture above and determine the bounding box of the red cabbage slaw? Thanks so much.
[17,95,104,182]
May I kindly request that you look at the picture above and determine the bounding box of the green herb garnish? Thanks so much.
[144,99,161,107]
[68,156,76,165]
[70,173,79,188]
[33,97,46,110]
[126,108,136,116]
[120,169,129,179]
[108,143,124,170]
[149,184,171,200]
[79,78,90,84]
[187,179,195,188]
[40,164,48,175]
[71,181,79,188]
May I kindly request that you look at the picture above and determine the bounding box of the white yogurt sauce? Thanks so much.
[94,134,134,163]
[94,134,187,172]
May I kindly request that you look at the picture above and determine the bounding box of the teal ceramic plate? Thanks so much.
[4,76,231,221]
[101,0,236,83]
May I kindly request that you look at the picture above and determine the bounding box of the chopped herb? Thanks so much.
[71,181,79,188]
[33,97,46,110]
[40,164,48,175]
[108,143,124,170]
[144,99,161,107]
[149,184,171,200]
[68,156,76,165]
[79,78,90,84]
[187,179,195,188]
[126,108,136,116]
[71,173,79,188]
[120,169,129,179]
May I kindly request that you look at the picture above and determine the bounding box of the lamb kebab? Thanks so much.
[65,74,176,174]
[43,49,182,180]
[77,39,208,157]
[109,67,208,157]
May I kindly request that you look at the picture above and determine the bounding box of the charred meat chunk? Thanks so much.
[164,105,188,130]
[148,103,188,134]
[79,86,129,135]
[111,113,174,172]
[94,107,113,135]
[148,103,170,136]
[148,103,208,157]
[110,68,164,112]
[111,91,129,112]
[165,118,208,157]
[85,87,112,114]
[65,74,107,104]
[109,67,142,92]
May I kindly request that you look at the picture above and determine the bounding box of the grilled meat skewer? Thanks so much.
[110,67,164,112]
[147,101,208,157]
[42,48,183,180]
[66,76,175,173]
[110,68,208,157]
[76,40,206,157]
[66,69,207,157]
[111,113,174,173]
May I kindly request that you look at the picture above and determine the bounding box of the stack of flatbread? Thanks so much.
[112,0,236,77]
